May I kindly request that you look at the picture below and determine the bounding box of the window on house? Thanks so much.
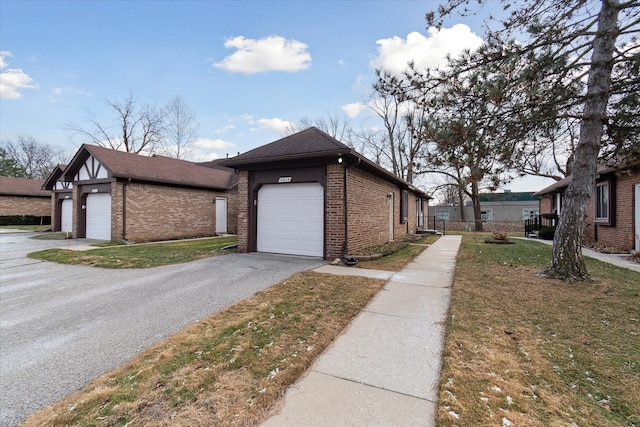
[400,190,409,223]
[595,181,610,223]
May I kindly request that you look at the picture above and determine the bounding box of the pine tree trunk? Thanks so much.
[471,180,484,232]
[542,0,620,281]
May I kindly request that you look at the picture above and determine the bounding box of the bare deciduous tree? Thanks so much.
[156,96,199,160]
[0,135,65,179]
[66,92,165,155]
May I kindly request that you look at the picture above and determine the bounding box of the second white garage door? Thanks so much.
[257,183,324,257]
[86,193,111,240]
[61,199,73,233]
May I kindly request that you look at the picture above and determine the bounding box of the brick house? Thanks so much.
[221,127,432,260]
[43,164,74,232]
[61,144,238,242]
[0,176,51,221]
[533,158,640,252]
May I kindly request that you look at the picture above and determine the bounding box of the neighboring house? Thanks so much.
[43,164,74,232]
[221,127,432,260]
[534,158,640,252]
[432,192,539,223]
[0,176,51,220]
[61,144,238,242]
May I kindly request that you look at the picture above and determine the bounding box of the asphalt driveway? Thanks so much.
[0,232,325,427]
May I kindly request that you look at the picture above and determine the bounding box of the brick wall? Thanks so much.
[586,172,639,251]
[111,182,124,241]
[539,196,552,215]
[325,164,345,259]
[50,194,58,230]
[344,167,417,256]
[0,195,50,216]
[71,185,81,238]
[118,182,236,242]
[236,171,249,253]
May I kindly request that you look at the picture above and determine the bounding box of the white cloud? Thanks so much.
[257,117,293,133]
[214,35,311,74]
[342,102,367,119]
[0,51,39,99]
[193,137,236,150]
[0,51,10,68]
[371,24,484,75]
[351,74,370,92]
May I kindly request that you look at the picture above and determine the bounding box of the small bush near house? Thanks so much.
[538,226,556,240]
[0,215,51,226]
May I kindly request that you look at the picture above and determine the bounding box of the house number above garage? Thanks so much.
[278,177,292,183]
[74,155,109,181]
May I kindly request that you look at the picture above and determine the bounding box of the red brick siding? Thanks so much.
[325,164,345,259]
[0,195,50,216]
[72,185,82,239]
[345,167,419,255]
[121,182,235,242]
[236,171,249,253]
[539,196,553,215]
[586,172,639,251]
[50,194,58,230]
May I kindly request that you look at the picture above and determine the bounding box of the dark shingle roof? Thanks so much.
[222,127,351,166]
[222,127,431,198]
[42,164,67,190]
[0,177,51,197]
[63,145,237,190]
[533,176,571,197]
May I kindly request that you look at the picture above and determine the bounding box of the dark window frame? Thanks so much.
[400,190,409,223]
[594,178,615,226]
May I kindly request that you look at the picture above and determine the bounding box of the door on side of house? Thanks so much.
[85,193,111,240]
[215,197,227,234]
[257,183,324,257]
[636,184,640,252]
[61,199,73,233]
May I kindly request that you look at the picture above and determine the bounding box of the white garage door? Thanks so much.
[61,199,73,233]
[257,183,324,257]
[86,193,111,240]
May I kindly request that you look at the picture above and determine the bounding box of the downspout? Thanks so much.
[122,178,131,241]
[342,156,361,265]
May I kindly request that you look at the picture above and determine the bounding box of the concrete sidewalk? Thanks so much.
[518,237,640,273]
[262,235,462,427]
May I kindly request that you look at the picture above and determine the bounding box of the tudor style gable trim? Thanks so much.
[75,154,109,181]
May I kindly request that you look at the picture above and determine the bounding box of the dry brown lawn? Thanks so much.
[437,233,639,427]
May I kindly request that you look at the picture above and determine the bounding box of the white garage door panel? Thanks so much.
[257,183,324,257]
[61,199,73,233]
[86,193,111,240]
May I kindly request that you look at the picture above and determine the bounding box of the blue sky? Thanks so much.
[0,0,554,193]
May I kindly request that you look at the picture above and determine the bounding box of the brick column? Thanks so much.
[236,171,249,253]
[325,164,345,260]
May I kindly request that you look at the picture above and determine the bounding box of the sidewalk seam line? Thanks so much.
[312,369,437,404]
